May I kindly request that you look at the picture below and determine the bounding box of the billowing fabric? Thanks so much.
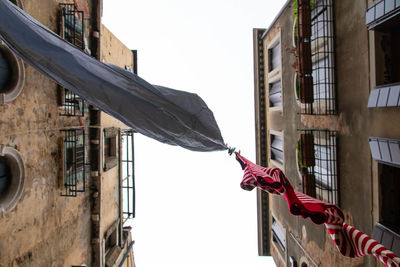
[236,153,400,267]
[0,0,227,152]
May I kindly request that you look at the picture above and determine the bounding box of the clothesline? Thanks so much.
[235,153,400,267]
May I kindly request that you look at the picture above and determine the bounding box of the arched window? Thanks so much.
[0,146,25,216]
[0,42,25,104]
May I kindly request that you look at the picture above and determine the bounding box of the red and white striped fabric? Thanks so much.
[236,153,400,267]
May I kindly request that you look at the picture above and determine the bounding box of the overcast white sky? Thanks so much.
[102,1,286,266]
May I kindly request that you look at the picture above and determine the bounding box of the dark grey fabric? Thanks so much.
[0,0,227,152]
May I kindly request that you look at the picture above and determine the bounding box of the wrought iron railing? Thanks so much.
[58,3,85,117]
[298,129,338,204]
[297,0,336,115]
[61,129,86,197]
[121,130,135,224]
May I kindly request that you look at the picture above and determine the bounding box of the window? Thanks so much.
[268,42,281,72]
[367,1,400,104]
[57,3,85,117]
[59,3,84,50]
[372,164,400,256]
[269,80,282,108]
[121,130,135,224]
[0,49,11,90]
[270,134,284,164]
[0,42,25,104]
[272,217,286,252]
[61,129,86,197]
[103,128,119,171]
[105,227,118,255]
[104,221,122,266]
[298,0,336,115]
[0,146,25,213]
[298,130,338,204]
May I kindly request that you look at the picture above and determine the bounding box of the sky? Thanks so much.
[102,0,286,266]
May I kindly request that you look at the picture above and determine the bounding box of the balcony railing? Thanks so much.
[61,129,86,197]
[297,0,336,115]
[121,129,135,224]
[58,3,85,117]
[298,129,339,204]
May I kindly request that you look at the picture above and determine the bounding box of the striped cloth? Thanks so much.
[236,153,400,267]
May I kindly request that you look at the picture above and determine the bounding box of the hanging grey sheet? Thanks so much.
[0,0,227,152]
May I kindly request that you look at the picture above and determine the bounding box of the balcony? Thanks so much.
[121,130,135,224]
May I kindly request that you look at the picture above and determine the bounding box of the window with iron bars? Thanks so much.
[58,3,85,117]
[297,129,338,204]
[61,129,86,197]
[297,0,336,115]
[121,130,135,224]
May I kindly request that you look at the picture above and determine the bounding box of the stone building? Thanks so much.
[253,0,400,266]
[0,0,136,266]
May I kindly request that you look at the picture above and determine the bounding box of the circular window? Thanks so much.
[0,41,25,104]
[0,146,25,216]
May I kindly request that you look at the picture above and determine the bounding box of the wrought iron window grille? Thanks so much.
[58,3,85,117]
[61,129,86,197]
[297,129,339,205]
[121,129,135,224]
[297,0,336,115]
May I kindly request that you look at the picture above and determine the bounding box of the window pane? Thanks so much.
[269,80,282,107]
[270,42,281,71]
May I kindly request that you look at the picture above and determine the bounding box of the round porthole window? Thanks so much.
[0,146,25,217]
[0,41,25,104]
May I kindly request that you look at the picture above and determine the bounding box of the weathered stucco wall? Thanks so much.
[263,0,384,266]
[100,24,133,130]
[99,23,134,246]
[0,1,95,266]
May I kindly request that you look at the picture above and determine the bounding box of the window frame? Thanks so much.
[271,216,286,253]
[297,130,338,204]
[103,127,119,171]
[270,132,284,167]
[60,129,86,197]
